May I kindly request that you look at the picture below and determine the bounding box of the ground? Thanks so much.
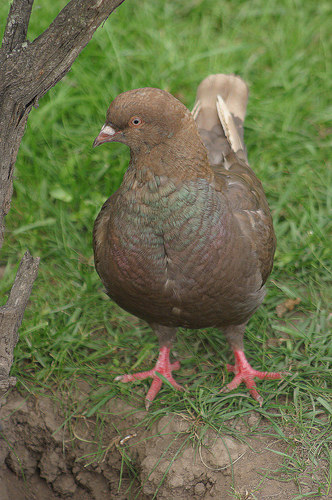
[0,387,329,499]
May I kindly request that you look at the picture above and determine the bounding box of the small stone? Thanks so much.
[5,447,38,478]
[194,482,206,496]
[248,413,260,427]
[53,474,77,495]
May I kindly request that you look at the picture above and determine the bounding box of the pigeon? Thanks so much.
[93,74,284,409]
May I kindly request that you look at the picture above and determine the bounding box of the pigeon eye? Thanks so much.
[129,116,143,127]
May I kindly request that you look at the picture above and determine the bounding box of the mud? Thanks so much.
[0,387,328,499]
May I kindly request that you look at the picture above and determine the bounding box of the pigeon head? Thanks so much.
[93,87,195,153]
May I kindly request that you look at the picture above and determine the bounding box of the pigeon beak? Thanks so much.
[93,124,118,148]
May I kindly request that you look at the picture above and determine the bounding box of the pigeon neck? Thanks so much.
[129,129,213,182]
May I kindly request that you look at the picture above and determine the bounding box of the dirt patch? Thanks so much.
[0,387,329,499]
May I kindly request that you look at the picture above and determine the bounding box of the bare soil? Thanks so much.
[0,385,328,499]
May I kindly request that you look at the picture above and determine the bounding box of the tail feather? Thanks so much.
[193,74,249,163]
[216,94,243,154]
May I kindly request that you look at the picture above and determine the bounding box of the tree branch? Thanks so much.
[0,0,126,400]
[2,0,34,53]
[0,251,40,395]
[0,0,125,246]
[1,0,125,106]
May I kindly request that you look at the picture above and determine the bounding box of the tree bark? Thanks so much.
[0,0,125,400]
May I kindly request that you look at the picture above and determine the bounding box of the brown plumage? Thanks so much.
[93,74,284,409]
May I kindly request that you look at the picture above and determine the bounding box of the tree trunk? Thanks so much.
[0,0,125,400]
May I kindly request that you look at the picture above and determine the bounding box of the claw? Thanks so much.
[222,350,285,405]
[115,346,183,409]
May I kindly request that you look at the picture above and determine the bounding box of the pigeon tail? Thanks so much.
[193,73,249,162]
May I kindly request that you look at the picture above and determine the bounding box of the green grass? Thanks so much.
[1,0,331,497]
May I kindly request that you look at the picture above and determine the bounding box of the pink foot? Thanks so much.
[222,350,284,406]
[115,346,183,409]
